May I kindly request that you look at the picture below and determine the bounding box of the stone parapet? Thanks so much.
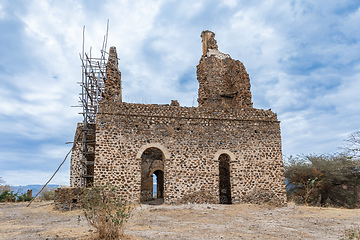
[98,102,278,122]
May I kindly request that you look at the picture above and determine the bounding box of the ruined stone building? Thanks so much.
[67,31,287,206]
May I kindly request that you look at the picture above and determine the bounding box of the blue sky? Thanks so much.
[1,0,359,186]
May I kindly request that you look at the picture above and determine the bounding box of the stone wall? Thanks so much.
[70,123,82,187]
[94,101,286,205]
[54,188,84,211]
[105,46,122,103]
[70,123,96,188]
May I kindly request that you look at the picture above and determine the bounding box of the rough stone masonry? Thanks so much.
[66,30,287,207]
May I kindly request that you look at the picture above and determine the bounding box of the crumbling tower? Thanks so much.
[197,30,253,109]
[105,46,122,102]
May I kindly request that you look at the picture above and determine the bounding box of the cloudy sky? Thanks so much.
[1,0,359,186]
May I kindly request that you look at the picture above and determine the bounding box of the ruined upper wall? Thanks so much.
[98,101,278,123]
[197,31,253,109]
[105,46,122,102]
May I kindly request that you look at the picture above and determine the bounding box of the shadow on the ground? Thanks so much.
[142,198,164,205]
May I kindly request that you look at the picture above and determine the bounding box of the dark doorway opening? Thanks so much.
[219,153,232,204]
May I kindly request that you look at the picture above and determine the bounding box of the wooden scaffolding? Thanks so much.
[78,23,109,187]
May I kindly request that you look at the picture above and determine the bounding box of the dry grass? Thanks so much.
[340,225,360,240]
[82,185,132,239]
[1,201,360,239]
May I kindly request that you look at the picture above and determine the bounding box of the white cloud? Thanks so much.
[1,0,360,185]
[220,0,237,8]
[40,144,72,160]
[0,1,86,142]
[174,1,204,19]
[0,3,5,20]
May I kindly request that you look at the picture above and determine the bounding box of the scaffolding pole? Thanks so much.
[78,21,109,187]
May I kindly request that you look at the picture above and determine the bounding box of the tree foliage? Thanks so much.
[285,154,360,208]
[0,189,32,202]
[0,190,16,202]
[0,177,32,202]
[345,131,360,159]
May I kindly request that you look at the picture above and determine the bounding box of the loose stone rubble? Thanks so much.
[59,30,286,208]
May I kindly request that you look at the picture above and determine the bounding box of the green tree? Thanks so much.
[0,190,16,202]
[345,131,360,158]
[285,154,360,208]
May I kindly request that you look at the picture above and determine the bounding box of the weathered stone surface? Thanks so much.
[197,31,252,109]
[70,123,95,188]
[69,123,83,187]
[67,31,287,207]
[105,46,122,103]
[54,188,84,211]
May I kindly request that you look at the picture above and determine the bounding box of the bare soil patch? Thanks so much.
[0,201,359,239]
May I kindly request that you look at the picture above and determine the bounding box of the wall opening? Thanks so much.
[153,174,157,198]
[153,170,164,198]
[219,153,232,204]
[140,147,164,204]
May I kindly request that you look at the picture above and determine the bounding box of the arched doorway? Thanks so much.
[219,153,232,204]
[140,147,164,204]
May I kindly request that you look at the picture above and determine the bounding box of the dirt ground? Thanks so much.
[0,201,359,240]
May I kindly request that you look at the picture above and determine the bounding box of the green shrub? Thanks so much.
[0,189,33,202]
[0,184,11,193]
[0,178,31,202]
[16,192,32,202]
[0,190,16,202]
[83,184,132,239]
